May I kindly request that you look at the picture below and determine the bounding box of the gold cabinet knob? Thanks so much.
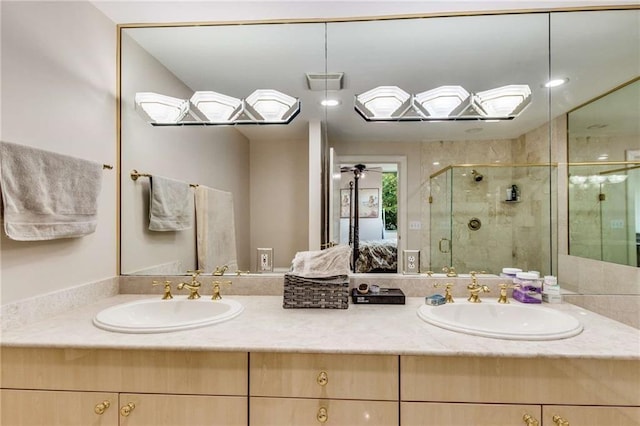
[552,415,570,426]
[316,371,328,386]
[94,400,111,415]
[120,402,136,417]
[523,413,539,426]
[317,406,328,423]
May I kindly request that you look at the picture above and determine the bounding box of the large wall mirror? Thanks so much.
[119,8,639,281]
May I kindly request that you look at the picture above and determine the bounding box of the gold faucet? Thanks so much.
[433,282,455,303]
[177,270,203,299]
[213,265,228,276]
[211,280,232,300]
[467,271,490,303]
[152,280,173,300]
[497,283,519,304]
[442,266,457,277]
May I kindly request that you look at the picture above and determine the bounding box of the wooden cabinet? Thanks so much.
[542,405,640,426]
[119,393,246,426]
[0,348,248,426]
[250,352,399,425]
[2,348,639,426]
[1,389,119,426]
[251,397,398,426]
[401,402,541,426]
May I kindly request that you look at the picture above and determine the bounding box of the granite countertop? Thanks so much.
[1,295,639,360]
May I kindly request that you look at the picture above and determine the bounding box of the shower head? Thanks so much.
[471,170,484,182]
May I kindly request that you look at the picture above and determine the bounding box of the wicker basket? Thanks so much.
[283,274,350,309]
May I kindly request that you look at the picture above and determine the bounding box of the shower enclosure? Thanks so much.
[430,164,557,275]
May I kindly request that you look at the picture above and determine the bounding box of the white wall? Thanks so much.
[0,1,117,303]
[120,33,251,274]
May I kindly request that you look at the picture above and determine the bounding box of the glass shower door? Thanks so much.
[430,168,453,271]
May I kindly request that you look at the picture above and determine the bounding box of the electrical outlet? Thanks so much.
[403,250,420,274]
[257,248,273,272]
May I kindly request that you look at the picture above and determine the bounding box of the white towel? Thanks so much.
[195,185,238,273]
[0,141,103,241]
[148,175,193,231]
[290,245,351,278]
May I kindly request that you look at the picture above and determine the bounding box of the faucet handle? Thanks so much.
[186,269,203,282]
[152,280,174,300]
[212,265,229,276]
[211,280,232,300]
[433,282,455,303]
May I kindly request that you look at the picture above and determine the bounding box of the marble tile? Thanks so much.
[564,294,640,329]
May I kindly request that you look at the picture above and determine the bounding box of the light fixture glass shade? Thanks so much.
[588,175,607,184]
[569,175,588,185]
[244,89,299,123]
[355,86,411,119]
[413,85,471,118]
[472,85,532,117]
[606,175,628,184]
[190,91,242,123]
[134,92,189,124]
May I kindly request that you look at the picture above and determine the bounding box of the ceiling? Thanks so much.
[110,2,639,143]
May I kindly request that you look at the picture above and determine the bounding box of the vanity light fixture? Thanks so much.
[355,84,531,121]
[355,86,412,120]
[472,85,532,118]
[413,85,470,118]
[190,91,242,123]
[244,89,300,123]
[135,89,300,125]
[134,92,189,124]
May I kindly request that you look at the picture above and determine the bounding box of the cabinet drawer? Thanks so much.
[250,352,398,400]
[1,389,119,426]
[1,348,248,396]
[543,405,640,426]
[401,402,541,426]
[120,393,247,426]
[250,396,398,426]
[401,355,640,406]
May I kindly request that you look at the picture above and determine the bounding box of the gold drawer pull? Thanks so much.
[316,371,328,386]
[523,413,539,426]
[317,406,328,423]
[553,415,570,426]
[94,400,111,415]
[120,402,136,417]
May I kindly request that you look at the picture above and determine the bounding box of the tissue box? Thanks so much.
[283,274,349,309]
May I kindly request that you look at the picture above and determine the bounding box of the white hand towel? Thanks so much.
[148,175,193,231]
[290,245,351,278]
[195,185,238,273]
[0,141,103,241]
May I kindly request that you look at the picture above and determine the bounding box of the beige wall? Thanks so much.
[0,1,117,304]
[120,33,251,274]
[250,136,309,270]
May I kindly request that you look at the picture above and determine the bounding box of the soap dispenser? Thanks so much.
[510,184,519,201]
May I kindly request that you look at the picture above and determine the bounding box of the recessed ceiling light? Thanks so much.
[432,161,440,166]
[544,78,569,88]
[321,99,340,107]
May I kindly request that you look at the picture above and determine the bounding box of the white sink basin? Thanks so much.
[417,301,583,340]
[93,297,243,334]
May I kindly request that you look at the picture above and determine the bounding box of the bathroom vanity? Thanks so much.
[1,295,639,425]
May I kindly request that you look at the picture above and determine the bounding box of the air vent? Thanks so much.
[306,72,344,91]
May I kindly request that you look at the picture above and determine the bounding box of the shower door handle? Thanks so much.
[439,238,451,253]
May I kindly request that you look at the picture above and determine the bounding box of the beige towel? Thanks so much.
[0,141,103,241]
[290,245,351,278]
[148,175,193,231]
[195,185,238,273]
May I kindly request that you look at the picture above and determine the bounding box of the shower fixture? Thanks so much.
[471,170,484,182]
